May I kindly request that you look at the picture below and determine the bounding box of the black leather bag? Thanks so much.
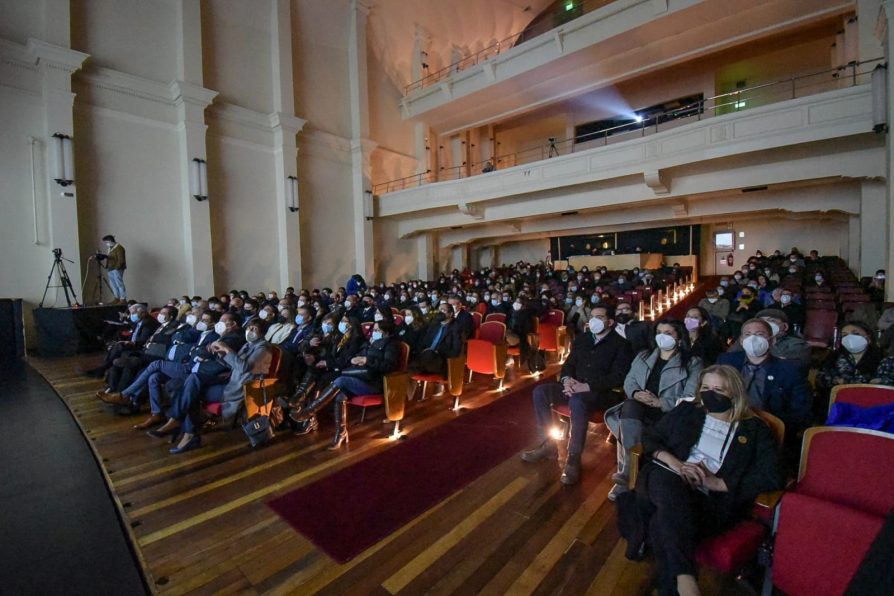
[242,380,273,448]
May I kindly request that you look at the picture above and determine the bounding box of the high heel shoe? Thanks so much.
[146,424,180,439]
[169,435,201,454]
[290,383,340,423]
[327,431,349,450]
[326,400,349,450]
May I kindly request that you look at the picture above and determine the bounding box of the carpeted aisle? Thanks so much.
[268,379,548,563]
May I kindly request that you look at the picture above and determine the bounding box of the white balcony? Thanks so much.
[381,84,882,239]
[400,0,853,135]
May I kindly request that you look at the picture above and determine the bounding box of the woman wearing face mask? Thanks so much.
[617,365,782,596]
[566,293,591,338]
[397,306,427,357]
[816,322,887,415]
[726,287,761,341]
[281,314,359,433]
[684,307,723,366]
[291,320,400,449]
[606,319,703,501]
[265,306,296,345]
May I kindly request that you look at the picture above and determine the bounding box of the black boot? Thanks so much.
[327,398,349,450]
[279,372,316,409]
[290,383,340,423]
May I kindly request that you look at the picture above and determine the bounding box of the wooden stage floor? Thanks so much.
[29,356,753,596]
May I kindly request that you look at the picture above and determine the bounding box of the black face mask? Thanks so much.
[615,313,633,324]
[700,390,733,413]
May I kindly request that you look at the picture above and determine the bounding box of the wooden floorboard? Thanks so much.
[28,355,749,595]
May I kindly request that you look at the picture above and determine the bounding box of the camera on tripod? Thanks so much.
[52,248,62,258]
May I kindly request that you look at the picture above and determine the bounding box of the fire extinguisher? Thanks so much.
[726,253,734,267]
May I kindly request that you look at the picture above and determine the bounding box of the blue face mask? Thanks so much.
[130,313,139,322]
[371,330,383,342]
[322,323,334,334]
[338,321,349,334]
[295,314,305,325]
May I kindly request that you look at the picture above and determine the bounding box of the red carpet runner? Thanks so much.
[268,380,547,562]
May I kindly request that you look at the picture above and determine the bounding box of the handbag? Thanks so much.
[242,378,274,448]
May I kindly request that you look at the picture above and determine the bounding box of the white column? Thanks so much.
[880,2,894,300]
[271,0,307,290]
[349,0,375,281]
[417,233,435,280]
[173,0,217,297]
[859,180,886,276]
[31,38,89,297]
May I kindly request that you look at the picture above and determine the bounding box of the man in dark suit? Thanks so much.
[102,305,182,394]
[718,318,812,467]
[86,302,159,379]
[522,305,634,485]
[614,300,652,355]
[409,303,463,396]
[448,295,475,342]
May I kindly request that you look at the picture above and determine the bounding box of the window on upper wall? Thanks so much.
[573,93,705,145]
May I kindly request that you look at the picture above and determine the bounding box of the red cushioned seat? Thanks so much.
[205,403,223,416]
[695,520,766,572]
[349,395,383,408]
[772,492,882,596]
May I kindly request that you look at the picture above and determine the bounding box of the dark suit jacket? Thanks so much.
[561,330,634,399]
[195,331,245,377]
[130,316,159,347]
[620,320,652,355]
[419,320,463,359]
[716,351,812,428]
[643,401,783,512]
[454,309,475,342]
[280,323,315,355]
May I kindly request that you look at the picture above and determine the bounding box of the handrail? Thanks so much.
[375,59,883,195]
[405,0,616,95]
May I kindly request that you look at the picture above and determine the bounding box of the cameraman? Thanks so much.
[96,234,127,303]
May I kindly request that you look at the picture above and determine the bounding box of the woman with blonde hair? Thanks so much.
[616,364,782,596]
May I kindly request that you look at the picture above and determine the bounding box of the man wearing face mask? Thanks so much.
[754,309,810,368]
[168,337,274,454]
[409,303,463,395]
[718,319,811,464]
[768,288,805,329]
[698,289,730,331]
[99,305,182,400]
[96,234,127,303]
[522,305,634,486]
[85,302,159,379]
[103,310,223,426]
[614,301,652,355]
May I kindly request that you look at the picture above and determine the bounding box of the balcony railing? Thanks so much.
[404,0,616,95]
[375,59,882,195]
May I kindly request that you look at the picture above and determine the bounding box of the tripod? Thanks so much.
[84,255,114,305]
[40,248,80,308]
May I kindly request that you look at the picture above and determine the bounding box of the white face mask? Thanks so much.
[404,314,414,325]
[766,320,780,337]
[374,312,384,322]
[338,321,349,334]
[841,334,869,354]
[371,330,383,342]
[655,333,677,351]
[195,321,208,332]
[156,314,167,324]
[258,309,270,320]
[575,298,584,307]
[707,297,718,304]
[214,321,227,335]
[742,335,770,359]
[588,317,606,335]
[513,302,522,311]
[780,294,792,305]
[246,330,260,342]
[186,314,197,326]
[344,301,352,309]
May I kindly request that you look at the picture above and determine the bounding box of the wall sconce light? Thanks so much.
[363,190,374,221]
[287,175,299,212]
[190,158,208,201]
[52,133,74,187]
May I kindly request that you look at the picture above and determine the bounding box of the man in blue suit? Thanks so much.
[718,318,812,468]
